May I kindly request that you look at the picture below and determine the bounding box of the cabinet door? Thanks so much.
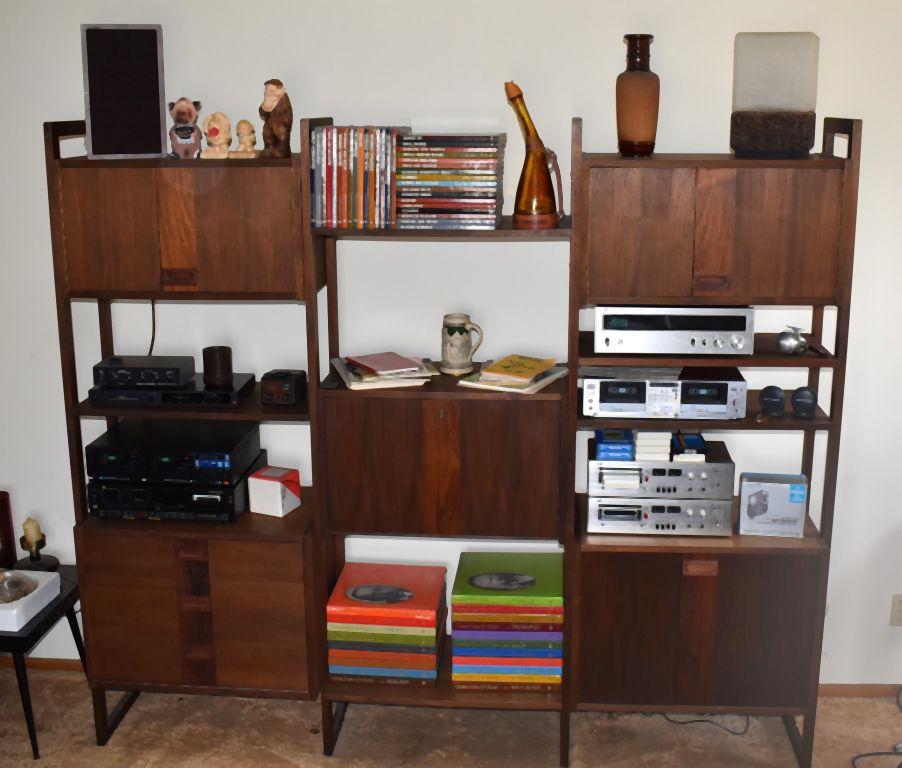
[157,166,301,294]
[713,554,821,707]
[75,530,183,686]
[322,396,560,537]
[208,540,309,694]
[60,168,162,292]
[585,168,695,299]
[579,552,683,705]
[694,168,842,299]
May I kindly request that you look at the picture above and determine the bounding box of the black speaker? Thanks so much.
[758,385,786,417]
[791,387,818,418]
[81,24,167,158]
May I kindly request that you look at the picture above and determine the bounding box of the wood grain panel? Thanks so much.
[59,168,161,292]
[586,168,695,298]
[209,540,309,693]
[694,168,842,299]
[75,530,182,685]
[189,166,301,294]
[714,554,820,707]
[156,168,199,291]
[578,552,682,705]
[420,400,462,533]
[675,557,718,703]
[459,400,559,538]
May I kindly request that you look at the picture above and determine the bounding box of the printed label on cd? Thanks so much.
[346,584,413,604]
[468,572,536,592]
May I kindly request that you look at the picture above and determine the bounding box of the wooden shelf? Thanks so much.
[323,641,562,712]
[67,290,303,302]
[76,503,312,543]
[320,369,567,401]
[75,383,310,423]
[578,331,837,369]
[313,215,572,241]
[576,388,831,432]
[58,155,298,168]
[580,152,846,170]
[578,494,825,556]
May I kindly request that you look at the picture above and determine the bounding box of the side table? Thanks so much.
[0,564,86,760]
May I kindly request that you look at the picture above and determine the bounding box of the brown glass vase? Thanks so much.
[616,34,660,157]
[505,81,562,229]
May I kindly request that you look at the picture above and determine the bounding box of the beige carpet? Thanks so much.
[0,670,898,767]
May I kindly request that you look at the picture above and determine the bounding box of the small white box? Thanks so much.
[0,570,61,631]
[739,473,808,538]
[249,466,302,518]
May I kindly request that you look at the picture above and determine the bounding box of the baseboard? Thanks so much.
[819,683,901,698]
[0,657,83,672]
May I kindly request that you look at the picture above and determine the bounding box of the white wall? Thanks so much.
[0,0,899,683]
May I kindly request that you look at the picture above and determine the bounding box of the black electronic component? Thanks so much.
[261,369,308,406]
[759,385,787,417]
[93,355,196,389]
[791,386,818,418]
[88,373,254,408]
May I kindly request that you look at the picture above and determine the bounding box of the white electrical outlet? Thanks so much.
[890,595,902,627]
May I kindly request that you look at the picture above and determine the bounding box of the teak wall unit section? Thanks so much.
[568,117,861,768]
[44,120,321,744]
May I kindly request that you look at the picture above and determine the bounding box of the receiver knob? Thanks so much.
[686,508,694,517]
[713,337,725,349]
[699,509,707,518]
[731,335,745,350]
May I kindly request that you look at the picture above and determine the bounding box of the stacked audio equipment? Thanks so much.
[44,111,860,768]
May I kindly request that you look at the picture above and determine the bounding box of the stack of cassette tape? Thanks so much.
[586,429,736,537]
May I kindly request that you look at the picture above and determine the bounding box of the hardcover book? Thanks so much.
[327,562,446,621]
[451,552,564,607]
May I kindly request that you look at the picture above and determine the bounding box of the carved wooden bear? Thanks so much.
[259,79,293,158]
[168,98,202,159]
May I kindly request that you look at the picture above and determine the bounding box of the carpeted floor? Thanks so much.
[0,670,898,767]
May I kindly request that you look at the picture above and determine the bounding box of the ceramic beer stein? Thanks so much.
[441,313,484,375]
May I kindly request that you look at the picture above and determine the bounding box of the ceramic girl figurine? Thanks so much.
[230,119,257,158]
[200,112,232,159]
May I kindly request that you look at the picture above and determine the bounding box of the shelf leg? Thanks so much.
[321,696,348,757]
[782,712,815,768]
[559,708,571,767]
[91,687,140,746]
[13,652,39,760]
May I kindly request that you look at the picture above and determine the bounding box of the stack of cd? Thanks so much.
[395,134,505,230]
[327,562,446,686]
[450,552,563,691]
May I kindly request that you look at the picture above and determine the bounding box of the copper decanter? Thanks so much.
[505,81,563,230]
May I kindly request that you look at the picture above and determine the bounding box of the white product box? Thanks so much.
[0,570,61,631]
[249,466,302,518]
[739,473,808,538]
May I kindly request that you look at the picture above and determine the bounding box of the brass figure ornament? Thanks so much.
[505,81,563,230]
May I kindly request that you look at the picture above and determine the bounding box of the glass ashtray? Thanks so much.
[0,571,38,604]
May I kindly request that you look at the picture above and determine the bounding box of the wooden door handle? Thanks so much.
[693,274,730,292]
[683,559,718,577]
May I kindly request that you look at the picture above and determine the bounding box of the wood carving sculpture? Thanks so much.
[168,97,202,159]
[259,79,293,158]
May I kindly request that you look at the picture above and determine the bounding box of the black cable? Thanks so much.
[848,686,902,767]
[660,712,751,736]
[147,299,157,355]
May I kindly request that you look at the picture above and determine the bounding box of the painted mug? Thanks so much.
[440,313,484,375]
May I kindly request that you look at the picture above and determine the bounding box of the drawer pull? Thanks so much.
[683,559,718,577]
[693,274,730,292]
[162,268,197,286]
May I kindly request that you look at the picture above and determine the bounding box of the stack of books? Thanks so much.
[395,134,505,231]
[450,552,564,691]
[458,354,567,394]
[327,562,447,686]
[310,126,402,229]
[595,429,635,461]
[331,353,439,390]
[635,431,672,461]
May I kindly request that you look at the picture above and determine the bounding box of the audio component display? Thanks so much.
[88,452,266,523]
[594,306,754,355]
[581,367,747,420]
[588,441,735,499]
[85,420,261,486]
[92,355,195,388]
[586,496,732,536]
[88,373,255,408]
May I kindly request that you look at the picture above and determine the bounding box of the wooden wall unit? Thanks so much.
[45,113,861,768]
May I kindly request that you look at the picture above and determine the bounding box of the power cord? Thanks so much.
[147,299,157,355]
[642,712,751,736]
[848,685,902,767]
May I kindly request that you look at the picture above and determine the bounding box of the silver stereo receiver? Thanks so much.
[586,496,733,536]
[581,367,747,420]
[588,441,735,499]
[594,306,754,355]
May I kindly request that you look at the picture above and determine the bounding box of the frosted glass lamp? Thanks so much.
[730,32,819,158]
